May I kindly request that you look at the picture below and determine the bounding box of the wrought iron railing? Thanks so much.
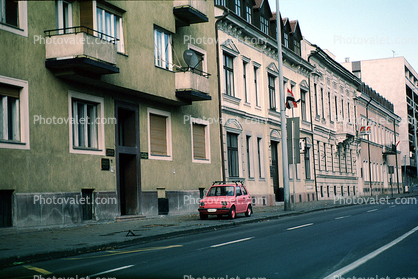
[44,26,119,44]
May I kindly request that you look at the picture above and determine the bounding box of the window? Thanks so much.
[331,145,334,172]
[191,118,210,163]
[328,92,331,121]
[227,132,239,178]
[56,0,73,33]
[246,135,253,178]
[284,33,289,48]
[314,84,319,116]
[324,143,327,171]
[215,0,226,6]
[347,102,351,122]
[243,61,248,103]
[97,6,124,52]
[0,77,28,150]
[72,100,98,149]
[341,99,344,120]
[154,28,172,70]
[321,88,325,119]
[268,74,276,110]
[188,44,207,73]
[257,137,264,178]
[234,0,241,16]
[317,141,321,171]
[148,108,172,160]
[294,39,300,55]
[0,0,27,36]
[301,90,307,121]
[254,66,259,106]
[341,186,344,196]
[260,16,269,34]
[223,53,234,96]
[335,95,338,121]
[69,92,105,155]
[245,1,252,23]
[305,147,311,179]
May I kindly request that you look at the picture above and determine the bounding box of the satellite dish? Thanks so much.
[183,49,200,69]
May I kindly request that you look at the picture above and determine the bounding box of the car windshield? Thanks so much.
[207,186,235,197]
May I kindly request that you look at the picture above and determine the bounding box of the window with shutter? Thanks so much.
[193,123,206,160]
[150,114,167,156]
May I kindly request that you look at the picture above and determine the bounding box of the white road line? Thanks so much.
[367,209,378,212]
[335,215,351,220]
[323,225,418,279]
[211,237,254,248]
[389,205,396,208]
[287,223,314,231]
[88,265,135,277]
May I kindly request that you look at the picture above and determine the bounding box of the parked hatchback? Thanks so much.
[198,181,252,219]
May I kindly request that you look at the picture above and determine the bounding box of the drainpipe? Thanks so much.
[365,95,373,196]
[394,117,400,193]
[215,8,230,181]
[307,53,318,201]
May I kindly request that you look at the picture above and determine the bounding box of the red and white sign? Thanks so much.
[359,126,371,135]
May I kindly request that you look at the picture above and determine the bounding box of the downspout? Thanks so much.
[394,117,400,193]
[365,96,373,196]
[307,52,318,200]
[215,8,230,181]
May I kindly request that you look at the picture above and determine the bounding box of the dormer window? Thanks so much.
[234,0,241,16]
[284,33,289,47]
[294,39,300,55]
[260,16,269,34]
[245,0,252,23]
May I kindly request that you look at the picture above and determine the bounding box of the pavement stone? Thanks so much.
[1,193,416,269]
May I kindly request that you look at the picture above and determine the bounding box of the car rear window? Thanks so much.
[207,186,235,196]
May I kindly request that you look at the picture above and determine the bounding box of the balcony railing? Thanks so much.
[173,0,208,26]
[175,67,211,101]
[335,121,355,144]
[44,26,118,66]
[383,144,397,155]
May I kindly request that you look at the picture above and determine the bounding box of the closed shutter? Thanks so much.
[193,124,206,159]
[0,83,19,98]
[80,0,94,31]
[150,114,167,156]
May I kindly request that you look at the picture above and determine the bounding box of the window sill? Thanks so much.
[70,146,104,155]
[192,158,211,164]
[0,140,29,150]
[117,52,128,57]
[149,154,173,161]
[155,65,174,73]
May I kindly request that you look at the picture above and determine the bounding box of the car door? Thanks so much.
[235,186,246,213]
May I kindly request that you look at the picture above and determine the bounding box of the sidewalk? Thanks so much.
[1,193,416,269]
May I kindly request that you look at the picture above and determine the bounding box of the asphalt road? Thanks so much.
[3,202,418,279]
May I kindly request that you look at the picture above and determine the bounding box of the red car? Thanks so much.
[198,181,252,220]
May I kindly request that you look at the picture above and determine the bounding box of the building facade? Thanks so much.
[214,0,315,205]
[0,0,222,228]
[302,41,360,200]
[342,57,418,188]
[355,83,402,195]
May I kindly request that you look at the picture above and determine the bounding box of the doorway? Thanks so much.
[271,141,283,201]
[0,190,13,227]
[115,102,140,216]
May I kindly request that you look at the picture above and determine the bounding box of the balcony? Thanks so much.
[44,26,119,79]
[175,68,211,102]
[173,0,208,26]
[335,121,355,144]
[383,144,397,155]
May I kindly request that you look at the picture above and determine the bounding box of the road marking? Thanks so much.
[287,223,314,231]
[89,265,134,277]
[323,225,418,279]
[211,237,254,248]
[389,205,396,208]
[66,245,182,260]
[23,265,52,275]
[367,209,378,212]
[335,215,351,220]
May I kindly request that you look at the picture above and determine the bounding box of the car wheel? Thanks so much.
[228,206,236,219]
[245,205,252,217]
[200,213,208,220]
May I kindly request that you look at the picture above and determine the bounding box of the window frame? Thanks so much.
[0,0,28,37]
[243,60,249,103]
[190,117,211,163]
[95,3,125,53]
[56,0,73,34]
[148,108,172,161]
[223,52,235,96]
[268,74,276,110]
[227,132,239,178]
[68,91,105,155]
[154,27,173,71]
[234,0,241,16]
[0,75,29,150]
[257,137,264,178]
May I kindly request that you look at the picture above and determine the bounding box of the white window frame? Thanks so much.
[188,44,207,73]
[147,108,172,161]
[0,0,27,37]
[68,91,105,155]
[257,137,265,178]
[154,27,173,71]
[0,75,29,150]
[190,117,211,163]
[56,0,73,33]
[94,2,125,53]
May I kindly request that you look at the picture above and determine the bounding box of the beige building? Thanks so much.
[342,57,418,188]
[355,83,402,195]
[0,0,222,228]
[214,0,315,205]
